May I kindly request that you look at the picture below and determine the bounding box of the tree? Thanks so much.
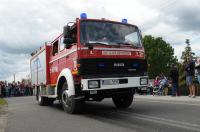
[181,39,195,64]
[143,35,177,78]
[21,74,31,85]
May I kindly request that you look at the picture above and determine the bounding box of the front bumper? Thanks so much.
[81,76,148,91]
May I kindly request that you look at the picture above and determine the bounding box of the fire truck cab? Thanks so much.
[30,13,148,114]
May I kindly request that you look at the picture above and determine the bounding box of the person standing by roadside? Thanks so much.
[8,83,12,97]
[25,84,30,96]
[169,64,179,96]
[185,56,195,98]
[19,82,25,96]
[195,57,200,84]
[5,84,10,97]
[0,82,2,97]
[154,76,160,87]
[2,84,6,97]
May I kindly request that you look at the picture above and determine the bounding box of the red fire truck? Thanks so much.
[30,13,148,114]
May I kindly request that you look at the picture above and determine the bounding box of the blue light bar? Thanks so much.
[132,63,139,68]
[122,19,128,23]
[97,63,105,67]
[80,13,87,19]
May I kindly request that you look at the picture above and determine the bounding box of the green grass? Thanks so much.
[0,98,7,106]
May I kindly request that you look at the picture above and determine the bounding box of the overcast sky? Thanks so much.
[0,0,200,82]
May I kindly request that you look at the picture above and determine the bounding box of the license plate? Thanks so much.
[102,79,120,85]
[90,90,97,94]
[141,87,147,90]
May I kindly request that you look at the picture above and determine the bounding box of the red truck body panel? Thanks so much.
[31,18,146,86]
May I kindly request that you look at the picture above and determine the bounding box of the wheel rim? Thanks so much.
[38,87,41,102]
[38,94,41,102]
[62,90,70,107]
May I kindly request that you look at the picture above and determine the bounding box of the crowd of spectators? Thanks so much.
[0,81,33,97]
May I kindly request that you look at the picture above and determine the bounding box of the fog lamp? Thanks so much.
[88,80,100,89]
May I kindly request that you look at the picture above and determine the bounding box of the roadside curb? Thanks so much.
[0,105,8,132]
[135,95,200,103]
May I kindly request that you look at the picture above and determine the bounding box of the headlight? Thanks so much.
[88,80,100,89]
[140,78,148,85]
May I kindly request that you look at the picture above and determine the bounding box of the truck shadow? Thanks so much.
[81,102,156,131]
[49,99,152,115]
[48,100,164,131]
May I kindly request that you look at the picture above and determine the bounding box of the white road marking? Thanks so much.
[135,99,200,107]
[114,111,200,131]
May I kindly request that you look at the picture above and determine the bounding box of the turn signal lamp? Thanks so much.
[72,69,79,75]
[122,19,128,23]
[72,68,81,84]
[76,63,81,68]
[80,13,87,19]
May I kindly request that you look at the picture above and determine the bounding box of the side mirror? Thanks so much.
[63,26,71,38]
[63,38,73,49]
[63,38,73,45]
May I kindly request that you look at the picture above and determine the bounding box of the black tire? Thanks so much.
[45,98,54,105]
[112,93,133,108]
[36,86,39,101]
[61,82,83,114]
[38,88,54,106]
[38,92,46,106]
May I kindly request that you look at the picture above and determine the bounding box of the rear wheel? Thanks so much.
[45,98,54,105]
[61,82,83,114]
[37,87,54,106]
[112,93,133,108]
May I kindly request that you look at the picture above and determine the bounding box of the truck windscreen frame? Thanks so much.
[80,21,142,47]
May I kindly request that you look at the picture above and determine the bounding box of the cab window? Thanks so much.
[60,36,65,51]
[52,40,58,56]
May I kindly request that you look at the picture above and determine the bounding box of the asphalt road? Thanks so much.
[4,96,200,132]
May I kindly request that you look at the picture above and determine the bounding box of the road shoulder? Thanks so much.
[0,98,8,132]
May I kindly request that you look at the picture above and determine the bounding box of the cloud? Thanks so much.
[0,50,30,81]
[161,1,200,33]
[138,0,200,58]
[0,0,200,81]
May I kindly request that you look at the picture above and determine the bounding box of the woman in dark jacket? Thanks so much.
[185,56,195,98]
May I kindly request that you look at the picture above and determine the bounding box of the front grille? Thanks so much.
[78,58,147,78]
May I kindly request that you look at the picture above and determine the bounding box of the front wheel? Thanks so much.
[112,93,133,108]
[61,82,83,114]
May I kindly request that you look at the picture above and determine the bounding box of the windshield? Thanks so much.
[80,21,142,47]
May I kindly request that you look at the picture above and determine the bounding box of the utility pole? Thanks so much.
[14,74,15,83]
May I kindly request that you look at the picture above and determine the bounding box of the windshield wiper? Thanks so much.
[85,41,110,50]
[86,41,109,46]
[116,42,140,48]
